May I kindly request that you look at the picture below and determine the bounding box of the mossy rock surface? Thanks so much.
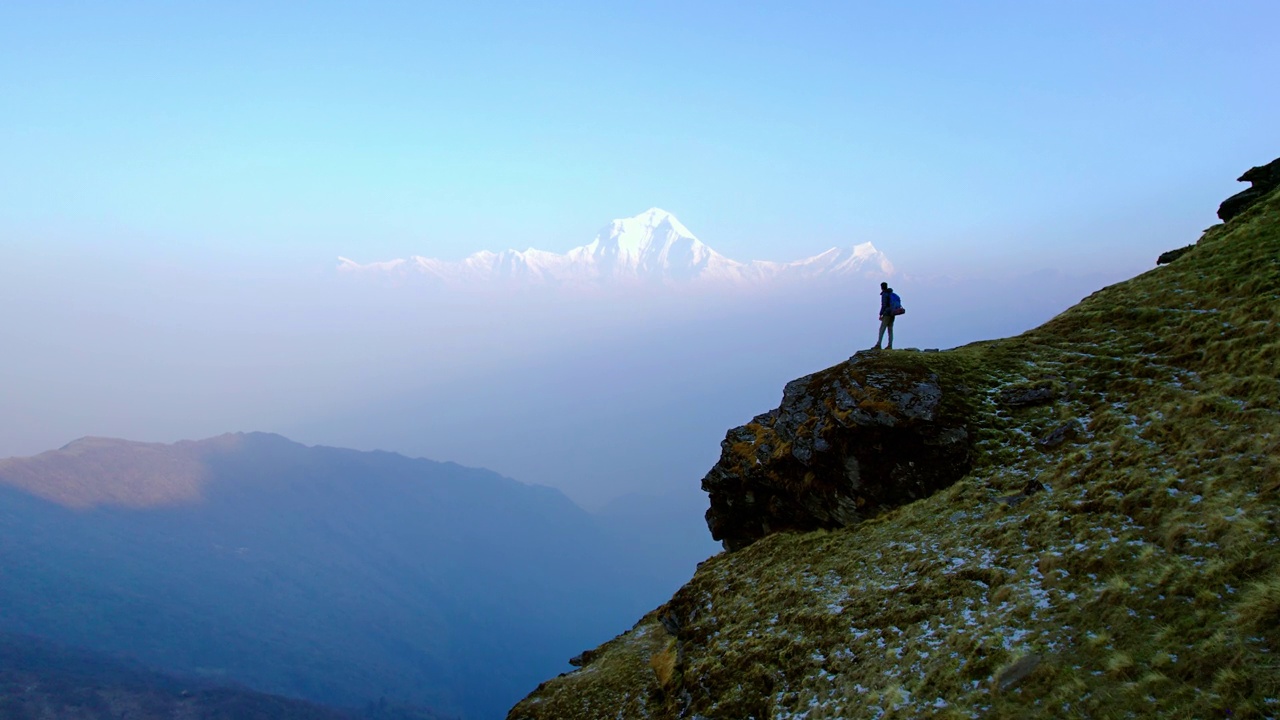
[703,350,983,551]
[508,183,1280,720]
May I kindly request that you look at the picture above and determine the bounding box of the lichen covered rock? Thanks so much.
[702,352,977,551]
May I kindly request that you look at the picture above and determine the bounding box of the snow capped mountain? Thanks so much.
[338,208,893,287]
[566,208,733,282]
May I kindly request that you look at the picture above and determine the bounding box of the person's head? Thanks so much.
[880,281,888,291]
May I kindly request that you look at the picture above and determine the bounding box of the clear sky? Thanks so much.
[2,1,1279,506]
[3,1,1277,275]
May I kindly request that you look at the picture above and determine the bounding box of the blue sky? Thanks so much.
[3,1,1277,275]
[2,1,1279,503]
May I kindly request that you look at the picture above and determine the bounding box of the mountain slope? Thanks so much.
[508,168,1280,718]
[0,433,670,720]
[0,632,380,720]
[338,208,893,286]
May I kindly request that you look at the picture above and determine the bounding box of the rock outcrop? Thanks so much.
[1218,156,1280,221]
[997,384,1056,407]
[702,351,976,551]
[1156,243,1194,265]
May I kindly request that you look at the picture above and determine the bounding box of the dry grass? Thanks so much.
[508,187,1280,719]
[649,640,678,689]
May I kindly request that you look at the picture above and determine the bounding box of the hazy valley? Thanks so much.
[0,433,713,719]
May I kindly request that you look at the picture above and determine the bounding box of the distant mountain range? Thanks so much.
[0,433,706,720]
[338,208,894,286]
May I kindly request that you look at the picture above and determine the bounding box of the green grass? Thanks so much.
[508,187,1280,720]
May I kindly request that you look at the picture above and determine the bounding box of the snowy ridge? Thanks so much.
[339,208,894,286]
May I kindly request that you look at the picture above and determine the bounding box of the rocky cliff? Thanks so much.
[702,352,978,552]
[508,161,1280,719]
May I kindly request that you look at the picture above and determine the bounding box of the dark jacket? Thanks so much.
[880,290,893,318]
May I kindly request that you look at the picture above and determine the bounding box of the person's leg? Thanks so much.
[886,318,894,349]
[877,318,887,348]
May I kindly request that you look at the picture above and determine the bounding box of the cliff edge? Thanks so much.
[509,162,1280,719]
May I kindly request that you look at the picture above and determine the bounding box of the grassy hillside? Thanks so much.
[509,182,1280,718]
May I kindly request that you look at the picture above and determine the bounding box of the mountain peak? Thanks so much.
[626,207,689,232]
[339,210,893,286]
[636,206,676,220]
[598,208,697,243]
[0,436,211,509]
[586,209,710,275]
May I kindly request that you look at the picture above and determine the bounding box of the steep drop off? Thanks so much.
[509,165,1280,719]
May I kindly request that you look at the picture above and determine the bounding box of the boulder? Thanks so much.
[1157,244,1194,265]
[702,352,975,551]
[1038,419,1083,450]
[998,385,1055,408]
[1218,157,1280,222]
[994,653,1043,692]
[568,649,599,667]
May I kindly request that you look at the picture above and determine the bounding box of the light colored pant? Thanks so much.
[877,316,894,348]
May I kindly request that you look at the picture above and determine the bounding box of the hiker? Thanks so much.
[876,282,904,350]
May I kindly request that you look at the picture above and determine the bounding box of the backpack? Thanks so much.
[889,292,905,316]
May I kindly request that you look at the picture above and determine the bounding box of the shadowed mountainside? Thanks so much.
[508,164,1280,718]
[0,433,689,720]
[0,632,455,720]
[0,632,356,720]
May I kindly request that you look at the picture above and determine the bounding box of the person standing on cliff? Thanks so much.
[876,281,897,350]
